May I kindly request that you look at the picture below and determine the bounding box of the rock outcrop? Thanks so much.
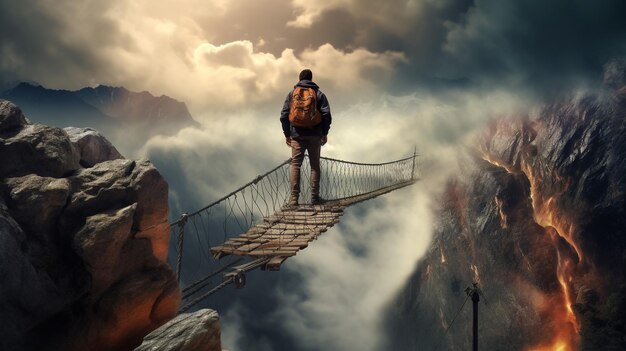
[0,100,181,351]
[384,62,626,350]
[64,127,123,167]
[135,309,222,351]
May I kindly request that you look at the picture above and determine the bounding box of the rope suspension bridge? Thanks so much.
[170,151,420,312]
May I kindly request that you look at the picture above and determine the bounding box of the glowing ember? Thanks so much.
[494,196,508,229]
[480,128,584,351]
[519,151,581,350]
[470,264,480,284]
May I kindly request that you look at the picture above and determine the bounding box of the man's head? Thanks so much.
[299,69,313,81]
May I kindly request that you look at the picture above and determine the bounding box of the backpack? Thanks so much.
[288,87,322,128]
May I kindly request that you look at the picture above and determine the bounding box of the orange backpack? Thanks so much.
[288,87,322,128]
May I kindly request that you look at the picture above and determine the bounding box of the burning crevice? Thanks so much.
[385,65,626,351]
[482,120,584,351]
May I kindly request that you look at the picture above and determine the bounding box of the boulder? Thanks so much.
[135,309,222,351]
[73,204,137,295]
[0,100,28,132]
[5,175,70,236]
[64,127,123,167]
[0,123,80,178]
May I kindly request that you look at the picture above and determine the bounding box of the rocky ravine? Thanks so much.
[384,61,626,350]
[0,100,182,350]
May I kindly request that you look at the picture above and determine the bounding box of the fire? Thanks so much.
[529,339,569,351]
[479,148,516,174]
[519,149,581,351]
[494,196,508,229]
[479,123,584,351]
[440,246,446,264]
[470,264,481,284]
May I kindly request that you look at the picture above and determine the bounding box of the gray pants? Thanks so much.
[290,136,321,198]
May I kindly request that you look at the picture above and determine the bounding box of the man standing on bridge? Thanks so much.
[280,69,332,206]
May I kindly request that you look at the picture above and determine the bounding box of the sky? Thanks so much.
[1,1,625,350]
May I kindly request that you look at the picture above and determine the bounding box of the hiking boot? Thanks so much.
[287,195,299,207]
[311,196,326,205]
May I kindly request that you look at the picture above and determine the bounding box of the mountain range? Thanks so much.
[0,82,199,152]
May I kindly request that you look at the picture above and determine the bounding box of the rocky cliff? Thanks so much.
[0,100,181,350]
[385,60,626,350]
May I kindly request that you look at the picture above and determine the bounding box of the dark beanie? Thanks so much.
[299,69,313,81]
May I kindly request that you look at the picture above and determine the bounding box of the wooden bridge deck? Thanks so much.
[209,179,416,271]
[210,204,345,270]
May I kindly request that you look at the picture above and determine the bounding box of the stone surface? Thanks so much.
[0,100,27,131]
[64,127,124,167]
[385,69,626,350]
[135,309,222,351]
[0,101,180,351]
[0,123,80,178]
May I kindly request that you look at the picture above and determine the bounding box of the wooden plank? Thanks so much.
[282,206,344,213]
[265,256,289,271]
[268,211,343,218]
[272,216,341,222]
[234,242,263,252]
[222,240,245,247]
[262,228,318,236]
[239,234,264,240]
[256,233,300,239]
[246,227,268,234]
[248,237,272,244]
[261,223,320,230]
[257,241,309,249]
[225,237,251,243]
[248,249,299,256]
[279,219,339,226]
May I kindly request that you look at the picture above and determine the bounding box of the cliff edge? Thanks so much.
[0,100,181,350]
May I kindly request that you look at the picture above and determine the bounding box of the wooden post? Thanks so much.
[465,282,481,351]
[411,146,417,180]
[176,213,189,283]
[472,288,480,351]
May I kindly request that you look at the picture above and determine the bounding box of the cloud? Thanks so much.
[140,85,533,350]
[287,0,424,32]
[441,0,626,93]
[0,0,405,115]
[273,187,433,351]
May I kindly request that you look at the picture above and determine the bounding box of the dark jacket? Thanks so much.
[280,80,332,138]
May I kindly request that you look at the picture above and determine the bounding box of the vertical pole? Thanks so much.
[176,213,189,284]
[472,289,479,351]
[411,146,417,180]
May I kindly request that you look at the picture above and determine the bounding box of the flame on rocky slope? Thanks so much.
[384,60,626,351]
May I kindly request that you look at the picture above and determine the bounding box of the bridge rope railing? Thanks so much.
[170,151,420,311]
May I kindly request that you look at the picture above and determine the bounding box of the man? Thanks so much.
[280,69,332,206]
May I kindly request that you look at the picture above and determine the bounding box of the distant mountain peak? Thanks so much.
[0,82,199,153]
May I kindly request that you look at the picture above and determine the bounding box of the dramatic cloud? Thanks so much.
[1,0,624,350]
[442,0,626,93]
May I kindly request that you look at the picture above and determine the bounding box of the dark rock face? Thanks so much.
[135,309,222,351]
[384,68,626,350]
[0,100,181,351]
